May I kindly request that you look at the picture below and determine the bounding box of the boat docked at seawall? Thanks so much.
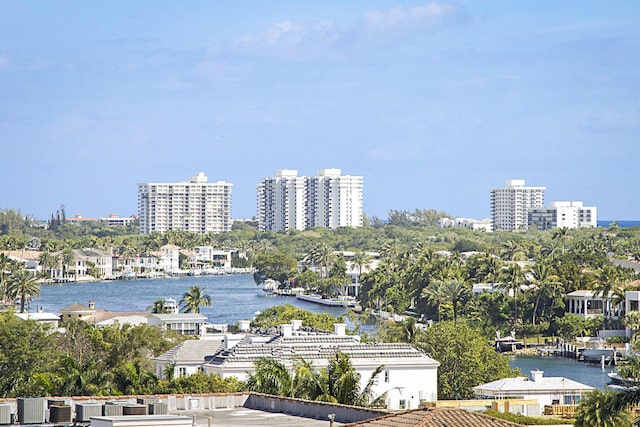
[495,330,523,352]
[582,347,614,363]
[607,372,640,388]
[295,294,357,308]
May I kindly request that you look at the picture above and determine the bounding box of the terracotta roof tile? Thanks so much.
[344,408,525,427]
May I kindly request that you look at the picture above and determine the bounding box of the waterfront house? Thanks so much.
[566,289,622,319]
[472,370,593,417]
[60,301,96,322]
[148,313,207,336]
[15,309,61,329]
[202,320,440,410]
[1,250,42,276]
[157,244,181,273]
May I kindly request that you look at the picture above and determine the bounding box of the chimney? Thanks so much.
[238,320,251,332]
[530,370,544,382]
[281,324,293,337]
[291,319,302,332]
[88,300,95,309]
[334,323,346,336]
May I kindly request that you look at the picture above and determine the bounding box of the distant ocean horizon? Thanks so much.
[597,220,640,228]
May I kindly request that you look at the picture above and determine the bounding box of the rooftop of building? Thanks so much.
[343,407,525,427]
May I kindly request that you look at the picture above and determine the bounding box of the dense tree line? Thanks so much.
[0,314,242,397]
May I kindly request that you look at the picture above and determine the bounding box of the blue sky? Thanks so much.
[1,1,638,221]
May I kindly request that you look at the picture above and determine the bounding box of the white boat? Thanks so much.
[582,347,614,362]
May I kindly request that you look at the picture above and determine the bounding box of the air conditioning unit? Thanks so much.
[49,405,72,424]
[123,404,147,416]
[102,403,123,417]
[149,402,168,415]
[18,397,45,424]
[76,403,103,422]
[0,403,11,425]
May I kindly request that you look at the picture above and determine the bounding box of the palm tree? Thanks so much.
[61,248,74,279]
[592,265,627,318]
[246,358,294,397]
[180,285,211,313]
[528,261,561,325]
[7,269,41,313]
[500,264,525,321]
[148,299,170,314]
[552,226,571,255]
[311,243,334,279]
[501,240,526,261]
[421,280,446,321]
[574,389,630,427]
[0,253,14,302]
[38,251,59,282]
[350,251,373,296]
[439,279,469,323]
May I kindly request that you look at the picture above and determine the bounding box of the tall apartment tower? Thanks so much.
[257,168,363,231]
[256,169,307,232]
[490,179,545,231]
[138,172,232,234]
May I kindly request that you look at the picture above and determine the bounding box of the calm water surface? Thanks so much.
[510,355,615,390]
[32,274,346,324]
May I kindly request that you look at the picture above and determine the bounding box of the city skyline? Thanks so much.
[1,2,639,221]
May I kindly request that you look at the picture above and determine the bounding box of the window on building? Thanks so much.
[399,399,406,410]
[178,367,187,377]
[384,370,390,383]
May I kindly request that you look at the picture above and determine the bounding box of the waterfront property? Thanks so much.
[529,201,597,230]
[472,370,593,416]
[153,338,225,379]
[566,289,622,319]
[491,179,545,232]
[202,320,440,410]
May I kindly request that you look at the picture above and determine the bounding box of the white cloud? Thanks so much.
[363,3,459,31]
[231,2,463,60]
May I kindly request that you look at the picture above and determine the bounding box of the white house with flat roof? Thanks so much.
[148,313,207,336]
[566,290,621,319]
[202,321,440,410]
[473,370,594,416]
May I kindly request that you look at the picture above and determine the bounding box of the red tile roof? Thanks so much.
[344,407,525,427]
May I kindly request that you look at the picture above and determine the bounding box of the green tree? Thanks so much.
[418,321,517,400]
[440,279,470,323]
[574,389,630,427]
[148,299,170,314]
[592,265,627,318]
[251,304,343,331]
[7,269,40,313]
[180,285,212,314]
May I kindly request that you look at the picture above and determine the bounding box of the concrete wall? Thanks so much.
[0,393,386,425]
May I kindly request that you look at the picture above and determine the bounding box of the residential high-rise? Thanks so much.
[138,172,232,234]
[529,201,597,230]
[257,168,363,231]
[490,179,545,232]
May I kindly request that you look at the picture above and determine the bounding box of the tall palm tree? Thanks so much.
[38,251,59,282]
[552,226,571,255]
[7,269,40,313]
[61,248,74,279]
[439,279,469,323]
[500,240,526,261]
[529,261,561,325]
[421,280,446,321]
[592,265,627,318]
[179,285,211,313]
[0,253,14,302]
[500,264,525,321]
[311,243,334,279]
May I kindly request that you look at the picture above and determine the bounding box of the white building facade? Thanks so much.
[257,168,363,231]
[529,201,597,230]
[203,321,439,410]
[138,172,232,235]
[491,179,545,232]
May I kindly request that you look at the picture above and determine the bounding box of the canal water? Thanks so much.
[32,274,347,324]
[32,274,615,390]
[510,355,615,390]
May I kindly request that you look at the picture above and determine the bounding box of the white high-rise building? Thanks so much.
[257,168,363,231]
[138,172,232,235]
[529,201,597,230]
[491,179,545,232]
